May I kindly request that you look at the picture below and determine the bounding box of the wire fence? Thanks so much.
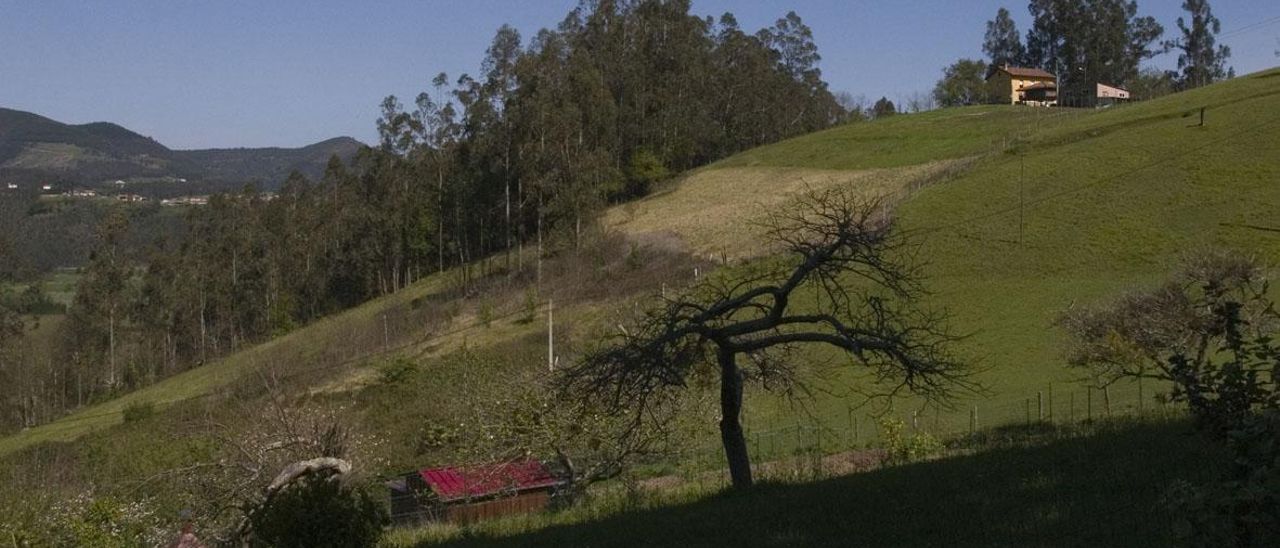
[659,376,1172,489]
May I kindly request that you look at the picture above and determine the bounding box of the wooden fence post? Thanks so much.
[1037,391,1044,422]
[1070,391,1075,423]
[1048,385,1054,422]
[1087,387,1093,422]
[847,407,854,446]
[1104,386,1112,417]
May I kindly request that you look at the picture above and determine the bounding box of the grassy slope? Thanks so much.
[2,68,1276,491]
[0,271,455,456]
[611,69,1280,433]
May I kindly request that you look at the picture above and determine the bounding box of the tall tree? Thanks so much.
[984,7,1027,67]
[1026,0,1163,102]
[67,211,132,389]
[1168,0,1232,89]
[934,59,997,106]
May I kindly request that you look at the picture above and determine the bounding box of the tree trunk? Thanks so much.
[717,346,753,488]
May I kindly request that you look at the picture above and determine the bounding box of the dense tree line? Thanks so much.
[2,0,846,430]
[934,0,1232,107]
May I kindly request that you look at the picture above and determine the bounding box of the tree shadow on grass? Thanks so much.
[423,419,1221,548]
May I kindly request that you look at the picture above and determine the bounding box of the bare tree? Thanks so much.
[562,187,970,488]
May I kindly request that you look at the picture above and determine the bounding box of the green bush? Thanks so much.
[122,401,156,423]
[520,287,539,324]
[879,417,943,465]
[1169,411,1280,547]
[250,476,387,548]
[378,357,418,384]
[624,148,669,197]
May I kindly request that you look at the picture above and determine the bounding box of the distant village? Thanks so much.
[0,178,283,207]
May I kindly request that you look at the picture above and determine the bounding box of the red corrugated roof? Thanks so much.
[1002,66,1056,79]
[419,459,562,502]
[989,65,1057,80]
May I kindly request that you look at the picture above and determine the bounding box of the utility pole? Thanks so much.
[547,299,555,372]
[1019,154,1026,245]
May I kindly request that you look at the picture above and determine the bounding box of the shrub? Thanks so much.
[520,287,539,324]
[1168,411,1280,547]
[378,357,418,384]
[122,401,156,423]
[624,148,669,197]
[624,243,645,271]
[1058,251,1279,435]
[878,417,944,465]
[249,476,387,548]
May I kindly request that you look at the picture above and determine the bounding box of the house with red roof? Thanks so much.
[387,459,567,525]
[986,64,1058,106]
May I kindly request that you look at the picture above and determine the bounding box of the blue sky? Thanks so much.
[1,1,1276,149]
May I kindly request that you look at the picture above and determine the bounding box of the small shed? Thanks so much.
[388,459,566,526]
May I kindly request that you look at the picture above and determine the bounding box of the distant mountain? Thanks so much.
[176,136,365,185]
[0,107,364,187]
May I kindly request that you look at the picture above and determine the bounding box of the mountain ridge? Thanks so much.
[0,107,364,187]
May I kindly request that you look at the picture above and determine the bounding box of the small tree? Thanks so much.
[624,149,670,198]
[1058,251,1278,433]
[934,59,998,107]
[562,188,969,488]
[869,97,897,119]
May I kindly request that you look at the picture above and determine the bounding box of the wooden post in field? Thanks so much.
[1070,391,1075,423]
[547,300,554,372]
[1037,391,1044,422]
[1087,387,1093,422]
[1019,155,1025,245]
[970,406,977,435]
[1104,386,1112,417]
[382,314,389,353]
[1048,384,1054,422]
[911,410,919,432]
[847,407,854,446]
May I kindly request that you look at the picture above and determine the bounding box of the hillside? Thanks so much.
[1,68,1278,542]
[0,107,362,186]
[174,136,364,185]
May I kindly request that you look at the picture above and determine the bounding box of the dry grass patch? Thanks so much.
[604,160,969,260]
